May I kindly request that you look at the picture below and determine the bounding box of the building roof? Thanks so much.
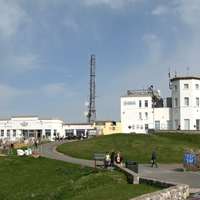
[170,76,200,82]
[121,94,153,98]
[63,123,93,125]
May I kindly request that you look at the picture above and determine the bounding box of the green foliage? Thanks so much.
[57,133,200,164]
[0,156,161,199]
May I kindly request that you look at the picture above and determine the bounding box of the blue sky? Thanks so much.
[1,0,200,122]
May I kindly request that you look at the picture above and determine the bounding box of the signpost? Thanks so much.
[185,154,195,164]
[94,152,106,173]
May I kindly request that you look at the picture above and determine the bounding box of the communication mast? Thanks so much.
[84,54,97,122]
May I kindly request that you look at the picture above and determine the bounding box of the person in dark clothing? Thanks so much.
[110,149,115,167]
[151,151,158,168]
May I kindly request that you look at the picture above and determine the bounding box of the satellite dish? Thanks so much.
[85,102,89,107]
[84,111,88,116]
[153,90,161,97]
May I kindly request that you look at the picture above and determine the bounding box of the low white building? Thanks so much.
[121,76,200,133]
[0,116,94,141]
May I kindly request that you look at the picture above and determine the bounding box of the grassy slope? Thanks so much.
[0,156,161,200]
[57,133,200,164]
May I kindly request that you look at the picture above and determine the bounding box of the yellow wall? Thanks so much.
[94,121,122,135]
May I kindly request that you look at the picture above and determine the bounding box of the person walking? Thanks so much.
[105,152,110,170]
[110,149,115,167]
[151,151,158,168]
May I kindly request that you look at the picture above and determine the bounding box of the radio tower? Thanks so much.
[88,54,96,123]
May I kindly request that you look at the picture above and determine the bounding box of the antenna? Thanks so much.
[87,54,97,123]
[175,71,177,77]
[168,68,172,89]
[187,67,190,76]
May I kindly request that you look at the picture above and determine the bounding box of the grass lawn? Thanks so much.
[56,132,200,164]
[0,156,162,200]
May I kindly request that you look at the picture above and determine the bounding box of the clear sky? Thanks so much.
[1,0,200,123]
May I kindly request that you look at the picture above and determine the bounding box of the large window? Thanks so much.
[195,84,199,90]
[184,84,189,89]
[29,130,34,137]
[1,130,4,137]
[65,129,74,136]
[175,119,178,129]
[45,130,51,137]
[184,119,190,130]
[184,97,189,106]
[196,98,199,106]
[174,85,178,90]
[145,100,148,107]
[13,130,16,137]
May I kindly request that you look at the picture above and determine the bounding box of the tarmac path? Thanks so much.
[41,140,200,193]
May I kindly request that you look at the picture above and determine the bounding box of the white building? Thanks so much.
[0,116,94,141]
[121,76,200,133]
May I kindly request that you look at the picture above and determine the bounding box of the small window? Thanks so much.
[195,84,199,90]
[7,130,10,137]
[184,97,189,106]
[139,100,142,107]
[1,130,4,137]
[196,98,199,106]
[13,130,16,137]
[139,112,142,119]
[175,98,178,107]
[145,112,148,119]
[184,84,189,89]
[174,85,178,90]
[145,100,148,107]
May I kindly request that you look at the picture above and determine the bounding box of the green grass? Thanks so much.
[0,156,162,200]
[57,133,200,164]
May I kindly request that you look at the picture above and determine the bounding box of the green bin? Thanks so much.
[126,161,138,174]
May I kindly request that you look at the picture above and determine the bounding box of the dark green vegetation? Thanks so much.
[57,133,200,164]
[0,156,161,200]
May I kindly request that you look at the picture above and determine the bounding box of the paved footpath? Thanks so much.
[41,141,200,193]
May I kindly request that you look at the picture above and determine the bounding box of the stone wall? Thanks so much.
[183,148,200,172]
[114,163,189,200]
[155,130,200,134]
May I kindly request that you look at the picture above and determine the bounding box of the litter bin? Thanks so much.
[126,161,138,174]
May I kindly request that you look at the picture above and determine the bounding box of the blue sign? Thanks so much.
[185,154,195,163]
[123,101,136,106]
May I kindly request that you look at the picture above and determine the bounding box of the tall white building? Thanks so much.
[171,76,200,130]
[121,76,200,133]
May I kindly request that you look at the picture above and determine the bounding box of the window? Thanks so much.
[174,85,178,90]
[7,130,10,137]
[65,129,74,136]
[145,124,148,131]
[139,100,142,107]
[155,121,160,130]
[145,112,148,119]
[184,97,189,106]
[175,119,178,129]
[13,130,16,137]
[184,119,190,130]
[145,100,148,107]
[184,84,189,89]
[175,98,178,107]
[196,98,199,106]
[1,130,4,137]
[139,112,142,119]
[29,130,34,137]
[195,84,199,90]
[45,130,51,137]
[54,129,57,136]
[167,121,172,130]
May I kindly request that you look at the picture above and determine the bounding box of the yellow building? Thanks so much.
[94,120,122,135]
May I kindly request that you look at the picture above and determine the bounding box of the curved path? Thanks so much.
[41,141,200,193]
